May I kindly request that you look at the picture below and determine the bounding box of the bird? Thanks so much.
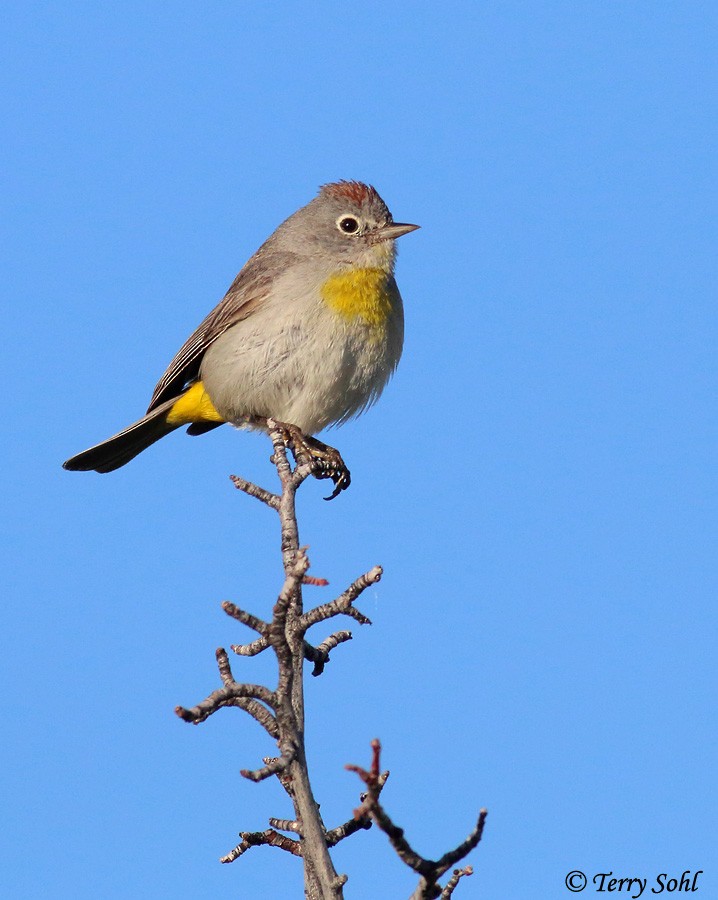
[63,181,419,498]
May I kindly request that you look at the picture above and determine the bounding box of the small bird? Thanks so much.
[63,181,418,498]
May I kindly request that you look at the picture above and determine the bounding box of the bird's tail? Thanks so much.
[63,397,183,473]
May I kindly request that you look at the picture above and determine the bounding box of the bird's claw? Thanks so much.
[313,454,351,501]
[275,423,351,500]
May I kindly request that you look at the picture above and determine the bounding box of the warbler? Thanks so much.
[63,181,418,498]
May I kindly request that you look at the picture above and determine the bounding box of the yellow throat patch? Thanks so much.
[166,381,225,425]
[320,267,393,329]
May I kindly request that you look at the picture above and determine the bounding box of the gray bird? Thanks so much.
[63,181,419,497]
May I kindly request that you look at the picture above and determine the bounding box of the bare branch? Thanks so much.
[266,424,298,488]
[303,574,330,587]
[263,756,297,800]
[220,603,271,656]
[269,817,302,835]
[313,631,353,655]
[222,601,268,634]
[231,630,352,673]
[175,682,277,724]
[325,771,389,847]
[226,698,279,739]
[299,566,382,632]
[240,751,294,783]
[223,602,272,656]
[433,813,487,876]
[179,435,488,899]
[275,549,310,619]
[324,815,372,847]
[229,474,280,509]
[234,627,354,675]
[180,447,353,896]
[304,630,353,676]
[215,647,234,685]
[440,867,473,898]
[348,740,487,899]
[230,636,270,657]
[220,828,302,864]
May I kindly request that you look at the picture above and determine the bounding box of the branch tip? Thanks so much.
[240,751,293,783]
[303,574,330,587]
[220,828,302,863]
[229,473,280,509]
[440,865,474,898]
[347,741,486,892]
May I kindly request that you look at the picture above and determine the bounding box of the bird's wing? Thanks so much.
[147,249,295,412]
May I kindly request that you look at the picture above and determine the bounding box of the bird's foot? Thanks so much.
[271,421,351,501]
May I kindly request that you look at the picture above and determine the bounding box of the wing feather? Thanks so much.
[147,248,295,412]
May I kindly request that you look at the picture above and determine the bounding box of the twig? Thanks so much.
[241,751,294,783]
[299,566,381,631]
[230,636,270,657]
[220,828,302,864]
[303,630,353,676]
[324,774,389,847]
[221,602,268,635]
[225,698,279,739]
[175,682,276,724]
[303,574,330,587]
[324,815,372,847]
[229,474,280,509]
[223,602,272,656]
[269,817,302,835]
[440,867,473,898]
[347,740,487,899]
[215,647,235,685]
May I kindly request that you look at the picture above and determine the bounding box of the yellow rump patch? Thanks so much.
[166,382,225,426]
[320,267,393,329]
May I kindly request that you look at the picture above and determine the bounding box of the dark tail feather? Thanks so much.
[185,421,223,437]
[63,398,181,473]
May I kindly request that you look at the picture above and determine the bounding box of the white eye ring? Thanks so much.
[336,215,361,235]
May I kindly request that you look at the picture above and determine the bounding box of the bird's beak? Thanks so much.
[376,221,420,242]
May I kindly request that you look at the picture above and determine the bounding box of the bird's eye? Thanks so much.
[337,215,360,234]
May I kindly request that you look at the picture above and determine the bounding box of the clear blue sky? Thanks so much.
[3,3,715,898]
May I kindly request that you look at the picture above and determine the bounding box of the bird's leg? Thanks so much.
[259,418,351,500]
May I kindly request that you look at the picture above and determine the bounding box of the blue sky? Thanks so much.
[2,3,715,897]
